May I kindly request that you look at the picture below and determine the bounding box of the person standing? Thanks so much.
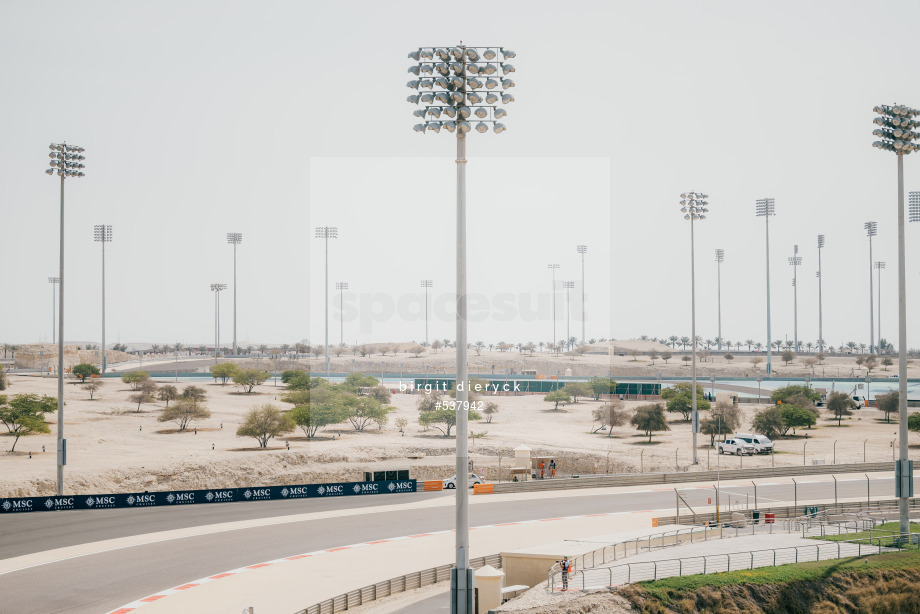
[540,460,545,479]
[560,556,573,590]
[550,459,557,478]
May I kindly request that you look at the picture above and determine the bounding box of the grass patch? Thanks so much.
[634,549,920,604]
[808,521,920,547]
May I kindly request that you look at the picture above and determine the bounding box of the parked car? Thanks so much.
[442,473,485,489]
[733,433,774,454]
[716,438,756,456]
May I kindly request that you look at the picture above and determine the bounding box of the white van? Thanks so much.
[733,433,774,454]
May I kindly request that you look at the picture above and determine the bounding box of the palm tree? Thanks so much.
[679,336,690,350]
[745,339,755,351]
[805,341,813,353]
[281,343,290,358]
[258,344,268,355]
[474,341,484,355]
[639,335,649,341]
[668,335,679,348]
[173,342,183,355]
[858,343,867,354]
[755,342,763,351]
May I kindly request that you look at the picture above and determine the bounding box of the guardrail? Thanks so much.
[491,462,894,494]
[548,533,916,592]
[296,554,501,614]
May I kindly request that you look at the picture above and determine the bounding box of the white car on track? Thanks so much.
[442,473,485,489]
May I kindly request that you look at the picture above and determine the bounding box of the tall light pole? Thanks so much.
[874,261,886,350]
[45,141,86,496]
[864,221,878,354]
[681,191,709,464]
[817,235,825,354]
[756,198,776,376]
[210,283,227,359]
[788,245,802,353]
[872,102,920,536]
[48,277,60,344]
[577,245,587,345]
[715,249,724,351]
[336,282,349,347]
[315,226,338,377]
[563,281,575,350]
[547,264,559,353]
[407,43,515,614]
[94,225,112,372]
[420,280,433,346]
[227,233,242,356]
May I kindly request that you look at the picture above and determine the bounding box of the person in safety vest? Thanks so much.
[560,555,573,589]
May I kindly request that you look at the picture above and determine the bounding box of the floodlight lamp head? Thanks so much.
[910,191,920,223]
[818,234,825,248]
[493,123,506,133]
[45,168,53,175]
[577,245,587,254]
[227,232,243,244]
[865,221,878,236]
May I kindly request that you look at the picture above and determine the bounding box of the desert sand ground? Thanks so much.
[1,345,916,497]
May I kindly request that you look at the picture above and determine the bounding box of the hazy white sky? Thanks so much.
[1,1,919,349]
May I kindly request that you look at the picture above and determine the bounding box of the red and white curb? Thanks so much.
[106,508,670,614]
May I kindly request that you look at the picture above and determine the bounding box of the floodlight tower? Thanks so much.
[681,191,709,464]
[788,246,802,352]
[48,277,60,344]
[577,245,587,345]
[547,264,559,352]
[871,102,920,536]
[210,283,227,359]
[715,249,724,350]
[45,141,86,496]
[817,235,825,354]
[874,261,886,349]
[864,221,878,354]
[315,226,338,377]
[227,233,242,356]
[94,225,112,372]
[563,281,576,350]
[421,280,433,346]
[756,198,776,376]
[336,282,349,347]
[407,43,516,614]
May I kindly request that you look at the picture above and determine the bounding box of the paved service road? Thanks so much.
[0,475,902,614]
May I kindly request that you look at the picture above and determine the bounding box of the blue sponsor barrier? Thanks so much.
[0,479,417,514]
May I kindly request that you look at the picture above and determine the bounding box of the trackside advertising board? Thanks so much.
[0,479,417,514]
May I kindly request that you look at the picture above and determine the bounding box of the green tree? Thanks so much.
[129,392,153,413]
[592,400,628,436]
[0,365,7,391]
[543,390,571,410]
[418,408,482,437]
[482,401,500,423]
[630,403,670,443]
[181,385,207,402]
[826,391,857,426]
[210,362,240,385]
[908,412,920,439]
[752,406,784,439]
[285,387,349,438]
[157,385,179,406]
[0,394,57,452]
[770,385,821,404]
[82,380,103,400]
[562,382,592,403]
[286,372,324,390]
[233,368,271,393]
[369,385,392,404]
[416,392,442,413]
[701,402,742,445]
[71,363,100,382]
[281,369,306,384]
[781,350,796,365]
[780,404,817,435]
[347,397,393,431]
[660,382,710,421]
[877,391,899,423]
[157,398,211,431]
[342,372,380,393]
[588,377,615,400]
[236,404,294,448]
[121,371,149,390]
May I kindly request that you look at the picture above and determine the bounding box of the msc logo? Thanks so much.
[44,498,74,510]
[354,483,378,494]
[318,485,344,496]
[246,488,271,499]
[205,491,234,502]
[392,481,414,491]
[127,494,157,506]
[167,492,195,504]
[2,499,33,511]
[282,487,309,498]
[85,496,116,508]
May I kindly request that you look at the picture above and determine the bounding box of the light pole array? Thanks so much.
[756,198,775,376]
[875,261,886,349]
[421,279,433,346]
[48,277,60,344]
[864,221,878,354]
[315,226,338,377]
[227,233,242,356]
[45,141,86,496]
[94,225,112,372]
[336,282,349,346]
[681,191,708,464]
[563,281,575,350]
[577,245,587,345]
[547,264,559,353]
[817,234,825,354]
[210,283,227,359]
[715,249,724,351]
[871,102,920,536]
[407,43,515,614]
[788,245,802,353]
